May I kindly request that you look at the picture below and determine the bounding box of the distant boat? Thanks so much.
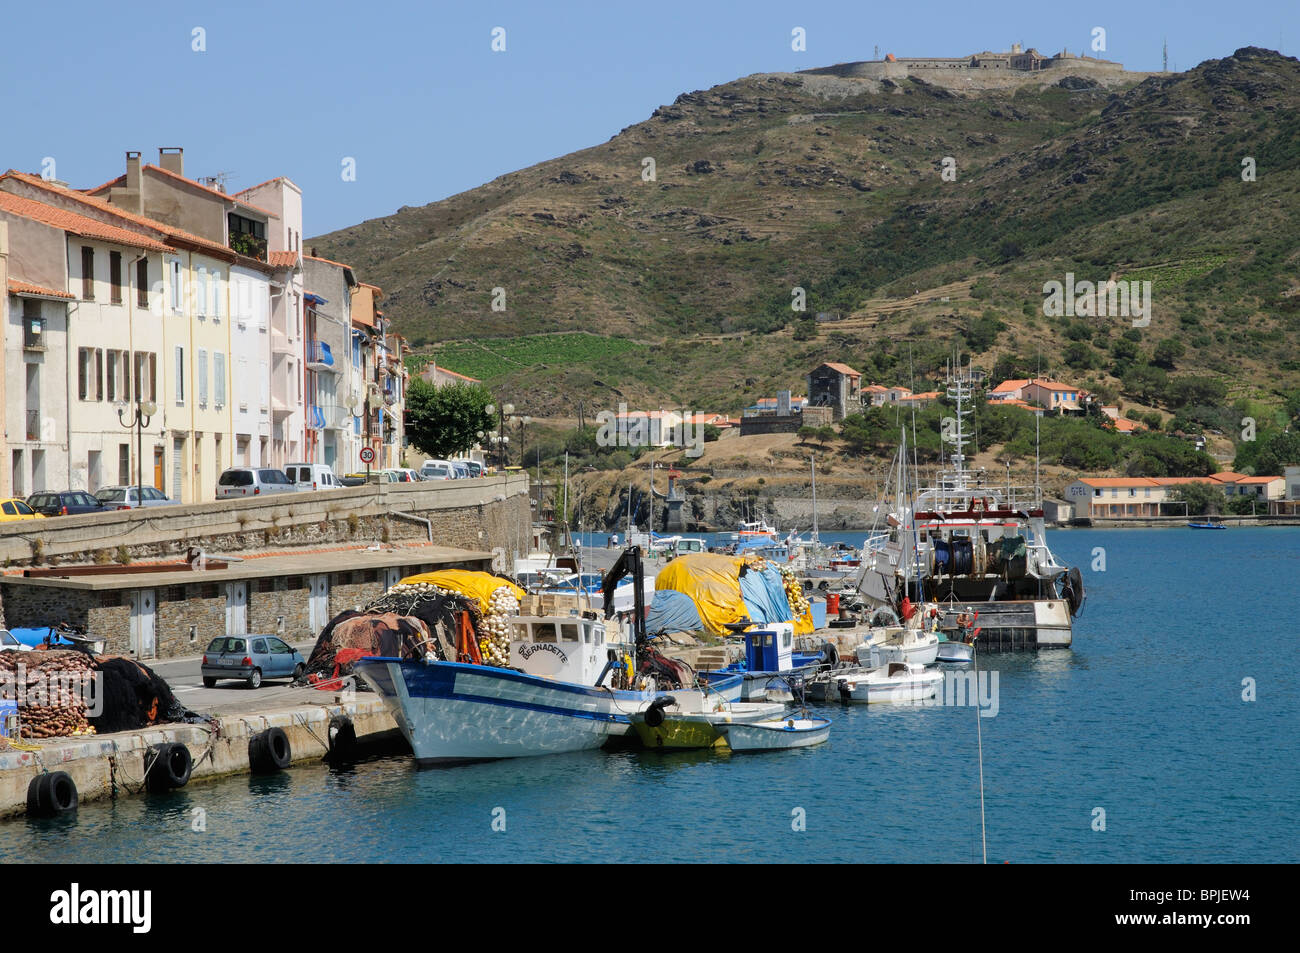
[1188,520,1227,530]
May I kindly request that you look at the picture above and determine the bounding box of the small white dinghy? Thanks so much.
[936,640,974,663]
[718,715,832,751]
[834,661,943,704]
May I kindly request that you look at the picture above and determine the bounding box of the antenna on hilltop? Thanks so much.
[874,44,880,60]
[1163,38,1168,72]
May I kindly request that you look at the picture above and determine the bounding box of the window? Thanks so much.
[107,350,119,401]
[137,258,149,308]
[196,267,207,317]
[118,444,130,483]
[198,348,209,405]
[210,269,220,318]
[175,346,185,403]
[77,348,103,401]
[214,352,226,408]
[110,251,122,304]
[169,259,183,312]
[81,246,94,300]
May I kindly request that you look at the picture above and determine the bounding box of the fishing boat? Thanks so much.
[630,690,788,749]
[353,614,655,764]
[1188,520,1227,530]
[935,638,975,663]
[856,359,1085,650]
[717,715,832,752]
[829,661,943,705]
[697,624,825,701]
[856,623,940,667]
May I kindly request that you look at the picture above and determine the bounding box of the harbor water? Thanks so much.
[4,528,1295,863]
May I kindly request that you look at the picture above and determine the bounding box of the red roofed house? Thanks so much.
[807,362,862,420]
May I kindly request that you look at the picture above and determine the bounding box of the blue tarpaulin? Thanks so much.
[645,589,704,635]
[739,566,796,626]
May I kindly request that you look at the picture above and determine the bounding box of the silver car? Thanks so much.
[201,635,306,689]
[94,485,178,509]
[216,467,298,498]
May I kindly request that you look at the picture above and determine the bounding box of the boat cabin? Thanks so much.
[508,615,626,684]
[744,622,795,673]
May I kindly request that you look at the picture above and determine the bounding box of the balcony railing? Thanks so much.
[305,340,336,371]
[25,409,40,441]
[307,404,326,431]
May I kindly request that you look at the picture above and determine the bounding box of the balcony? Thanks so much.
[320,404,352,431]
[23,317,46,350]
[305,340,336,372]
[307,404,327,431]
[229,230,268,262]
[271,327,296,356]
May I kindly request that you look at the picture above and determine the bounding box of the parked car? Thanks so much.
[420,460,455,480]
[216,467,298,498]
[0,498,44,522]
[463,460,485,478]
[341,472,377,486]
[94,485,177,509]
[0,629,33,653]
[283,462,344,491]
[26,490,108,517]
[201,635,306,689]
[381,468,414,483]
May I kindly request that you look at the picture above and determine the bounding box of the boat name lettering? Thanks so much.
[519,643,569,662]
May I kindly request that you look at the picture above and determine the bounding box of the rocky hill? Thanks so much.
[310,46,1300,419]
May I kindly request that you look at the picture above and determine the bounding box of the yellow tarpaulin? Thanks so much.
[655,553,814,636]
[396,569,524,614]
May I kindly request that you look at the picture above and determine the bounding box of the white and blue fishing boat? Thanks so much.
[354,614,655,765]
[698,624,825,701]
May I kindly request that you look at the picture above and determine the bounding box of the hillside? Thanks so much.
[311,47,1300,423]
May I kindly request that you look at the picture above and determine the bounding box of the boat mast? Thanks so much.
[810,454,819,544]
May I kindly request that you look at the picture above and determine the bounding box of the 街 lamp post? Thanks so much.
[483,402,518,468]
[117,398,157,504]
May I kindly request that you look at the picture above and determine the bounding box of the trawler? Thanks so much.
[856,362,1084,649]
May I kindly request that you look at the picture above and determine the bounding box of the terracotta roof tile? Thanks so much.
[267,250,299,269]
[819,361,860,377]
[7,278,74,299]
[0,190,171,253]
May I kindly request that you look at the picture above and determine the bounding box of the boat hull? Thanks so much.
[720,718,831,751]
[836,670,942,704]
[353,658,650,764]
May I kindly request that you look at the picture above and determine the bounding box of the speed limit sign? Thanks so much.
[359,447,376,465]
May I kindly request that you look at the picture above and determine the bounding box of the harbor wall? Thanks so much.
[0,697,398,820]
[0,474,533,567]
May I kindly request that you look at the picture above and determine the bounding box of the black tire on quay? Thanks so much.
[26,771,78,817]
[145,742,193,793]
[248,727,292,774]
[292,663,306,682]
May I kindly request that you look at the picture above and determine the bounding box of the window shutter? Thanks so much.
[198,348,209,404]
[197,268,207,316]
[137,259,149,308]
[148,353,157,402]
[78,349,88,401]
[214,352,225,407]
[95,349,104,401]
[170,260,182,312]
[176,346,185,402]
[209,271,219,318]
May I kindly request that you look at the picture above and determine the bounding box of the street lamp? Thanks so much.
[117,398,158,505]
[484,403,516,467]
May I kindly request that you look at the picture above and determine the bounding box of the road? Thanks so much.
[148,640,332,716]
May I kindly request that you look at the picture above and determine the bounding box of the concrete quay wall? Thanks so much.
[0,697,397,820]
[0,474,533,567]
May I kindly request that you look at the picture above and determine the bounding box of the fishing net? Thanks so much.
[89,656,188,735]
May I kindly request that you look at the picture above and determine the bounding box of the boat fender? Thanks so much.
[26,771,78,817]
[820,641,839,667]
[643,696,676,728]
[145,742,193,793]
[327,715,357,763]
[249,726,292,774]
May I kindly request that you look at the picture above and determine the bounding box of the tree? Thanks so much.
[1152,338,1185,369]
[1169,482,1225,516]
[404,379,494,460]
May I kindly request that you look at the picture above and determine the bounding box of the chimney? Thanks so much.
[158,147,184,176]
[126,151,142,191]
[310,247,317,258]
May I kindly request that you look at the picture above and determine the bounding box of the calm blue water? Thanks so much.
[5,528,1296,863]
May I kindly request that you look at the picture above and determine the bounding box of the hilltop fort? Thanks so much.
[802,43,1157,89]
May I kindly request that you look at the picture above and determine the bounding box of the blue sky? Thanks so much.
[3,0,1294,236]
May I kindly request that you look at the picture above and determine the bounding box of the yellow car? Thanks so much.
[0,498,44,521]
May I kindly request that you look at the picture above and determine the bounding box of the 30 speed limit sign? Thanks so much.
[359,447,376,465]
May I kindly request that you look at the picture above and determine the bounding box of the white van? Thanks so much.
[420,459,455,480]
[283,462,344,490]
